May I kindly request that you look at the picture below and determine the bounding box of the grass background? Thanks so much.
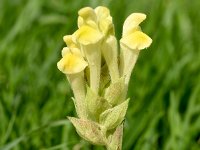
[0,0,200,149]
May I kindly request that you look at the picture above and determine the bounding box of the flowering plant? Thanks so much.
[57,6,152,150]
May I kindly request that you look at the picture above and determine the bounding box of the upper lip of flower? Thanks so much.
[63,35,78,48]
[122,13,146,36]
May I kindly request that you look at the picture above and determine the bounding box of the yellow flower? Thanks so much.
[121,13,152,50]
[120,13,152,85]
[57,48,88,119]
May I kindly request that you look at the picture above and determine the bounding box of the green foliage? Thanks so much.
[0,0,200,149]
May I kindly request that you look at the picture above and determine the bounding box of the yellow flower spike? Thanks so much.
[57,50,88,119]
[120,13,152,86]
[78,7,98,29]
[123,13,146,36]
[74,25,103,94]
[57,6,152,149]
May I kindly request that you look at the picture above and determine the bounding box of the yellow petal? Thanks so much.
[63,35,78,48]
[95,6,114,35]
[77,16,97,29]
[120,31,152,50]
[123,13,146,36]
[99,18,114,35]
[61,47,82,57]
[78,7,97,21]
[57,51,88,74]
[61,47,70,57]
[74,25,103,45]
[77,16,84,28]
[78,7,98,29]
[95,6,110,20]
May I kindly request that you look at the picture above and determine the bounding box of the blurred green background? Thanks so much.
[0,0,200,149]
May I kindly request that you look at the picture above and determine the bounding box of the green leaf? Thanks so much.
[100,99,129,130]
[68,117,106,145]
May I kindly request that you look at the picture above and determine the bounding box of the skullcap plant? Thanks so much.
[57,6,152,150]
